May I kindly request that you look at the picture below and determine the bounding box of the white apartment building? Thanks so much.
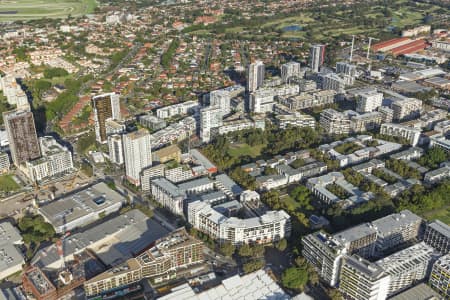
[371,210,421,254]
[250,85,299,113]
[376,242,438,296]
[350,112,383,133]
[280,90,336,110]
[356,89,383,113]
[281,61,302,83]
[391,98,422,121]
[322,73,347,93]
[151,178,185,215]
[105,119,125,136]
[378,106,394,123]
[123,129,152,186]
[0,152,10,173]
[25,136,74,183]
[107,134,124,165]
[217,116,265,137]
[336,62,357,79]
[156,101,199,119]
[140,164,165,192]
[320,109,351,135]
[339,255,390,300]
[209,89,231,116]
[0,75,30,110]
[200,106,223,143]
[188,201,291,245]
[165,166,194,183]
[151,117,196,149]
[302,231,347,287]
[247,61,265,92]
[275,112,315,129]
[380,123,421,146]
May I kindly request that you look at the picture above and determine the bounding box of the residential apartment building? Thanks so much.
[376,242,438,296]
[151,178,185,215]
[123,129,152,186]
[356,89,383,113]
[92,93,120,143]
[336,62,357,80]
[107,134,124,165]
[140,164,165,192]
[151,116,196,149]
[380,123,421,146]
[320,109,351,135]
[215,115,265,137]
[424,220,450,254]
[339,255,390,300]
[424,165,450,184]
[84,228,204,297]
[322,73,346,93]
[156,100,198,119]
[302,232,347,287]
[200,106,223,143]
[391,98,422,121]
[3,110,40,166]
[371,210,421,255]
[333,223,378,259]
[0,152,10,173]
[139,114,166,131]
[378,106,394,123]
[280,90,336,110]
[25,136,74,182]
[429,254,450,298]
[247,60,265,92]
[209,89,231,116]
[309,44,325,72]
[351,112,383,133]
[281,61,302,83]
[188,201,291,245]
[274,112,315,129]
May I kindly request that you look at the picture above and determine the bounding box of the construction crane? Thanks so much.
[367,37,379,59]
[57,216,72,285]
[349,35,356,62]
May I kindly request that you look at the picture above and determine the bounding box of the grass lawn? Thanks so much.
[280,194,301,210]
[228,143,265,158]
[263,14,315,28]
[0,175,20,192]
[423,205,450,225]
[0,0,97,21]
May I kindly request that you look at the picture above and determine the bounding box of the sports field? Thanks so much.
[0,0,97,21]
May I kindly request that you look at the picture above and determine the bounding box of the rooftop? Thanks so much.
[38,182,125,229]
[389,283,440,300]
[428,220,450,238]
[333,223,376,245]
[159,269,290,300]
[371,210,421,237]
[32,210,169,268]
[344,255,386,280]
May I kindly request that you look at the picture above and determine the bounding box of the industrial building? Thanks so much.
[38,182,125,233]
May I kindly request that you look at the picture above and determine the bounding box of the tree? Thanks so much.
[281,267,308,291]
[243,259,265,274]
[219,242,235,257]
[276,239,287,251]
[44,67,69,79]
[261,190,281,210]
[238,244,253,257]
